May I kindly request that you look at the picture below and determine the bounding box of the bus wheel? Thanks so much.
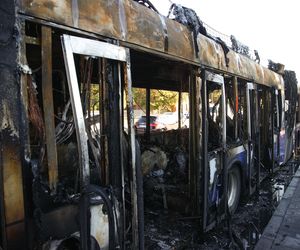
[227,166,241,214]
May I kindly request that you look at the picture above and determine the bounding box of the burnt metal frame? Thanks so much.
[205,71,226,145]
[271,88,276,172]
[189,68,201,215]
[61,35,139,249]
[202,70,226,231]
[274,89,281,164]
[271,89,281,171]
[246,82,257,195]
[232,77,239,140]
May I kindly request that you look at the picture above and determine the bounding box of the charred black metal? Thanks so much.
[168,4,207,36]
[79,193,91,250]
[145,88,150,142]
[168,4,231,66]
[230,35,250,58]
[284,70,298,137]
[106,61,122,199]
[168,4,207,57]
[132,0,159,13]
[268,59,285,74]
[201,70,209,232]
[254,50,260,64]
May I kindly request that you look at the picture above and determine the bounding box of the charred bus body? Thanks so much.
[0,0,298,249]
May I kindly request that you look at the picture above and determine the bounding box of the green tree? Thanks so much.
[132,88,178,114]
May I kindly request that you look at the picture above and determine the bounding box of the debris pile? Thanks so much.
[141,146,168,176]
[142,145,189,212]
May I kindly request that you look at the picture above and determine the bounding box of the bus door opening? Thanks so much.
[202,71,226,231]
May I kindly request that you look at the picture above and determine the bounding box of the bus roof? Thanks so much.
[18,0,284,89]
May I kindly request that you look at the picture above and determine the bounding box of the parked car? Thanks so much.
[135,116,167,132]
[159,112,189,130]
[158,112,178,130]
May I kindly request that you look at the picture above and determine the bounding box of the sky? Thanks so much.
[150,0,300,80]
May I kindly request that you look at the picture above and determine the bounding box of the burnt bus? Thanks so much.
[0,0,298,249]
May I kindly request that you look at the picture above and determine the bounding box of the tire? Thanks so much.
[227,166,241,215]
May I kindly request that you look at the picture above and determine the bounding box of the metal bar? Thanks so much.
[275,91,280,161]
[99,58,105,183]
[41,26,58,192]
[221,82,226,146]
[298,94,300,123]
[246,83,252,193]
[246,83,252,139]
[61,34,91,250]
[221,78,228,216]
[195,69,202,214]
[233,77,238,140]
[118,61,126,250]
[201,69,208,231]
[99,58,108,184]
[125,49,140,249]
[178,83,182,129]
[68,35,127,62]
[271,89,275,173]
[188,74,195,209]
[146,88,151,142]
[256,89,261,189]
[205,71,224,85]
[61,34,90,188]
[102,59,110,185]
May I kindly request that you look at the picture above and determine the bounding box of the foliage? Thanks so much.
[151,90,178,113]
[132,88,178,114]
[88,86,179,114]
[90,84,100,111]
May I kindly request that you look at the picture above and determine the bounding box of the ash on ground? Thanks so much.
[144,159,298,250]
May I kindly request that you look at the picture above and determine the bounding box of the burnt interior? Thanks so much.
[130,50,193,240]
[24,22,126,249]
[21,20,194,249]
